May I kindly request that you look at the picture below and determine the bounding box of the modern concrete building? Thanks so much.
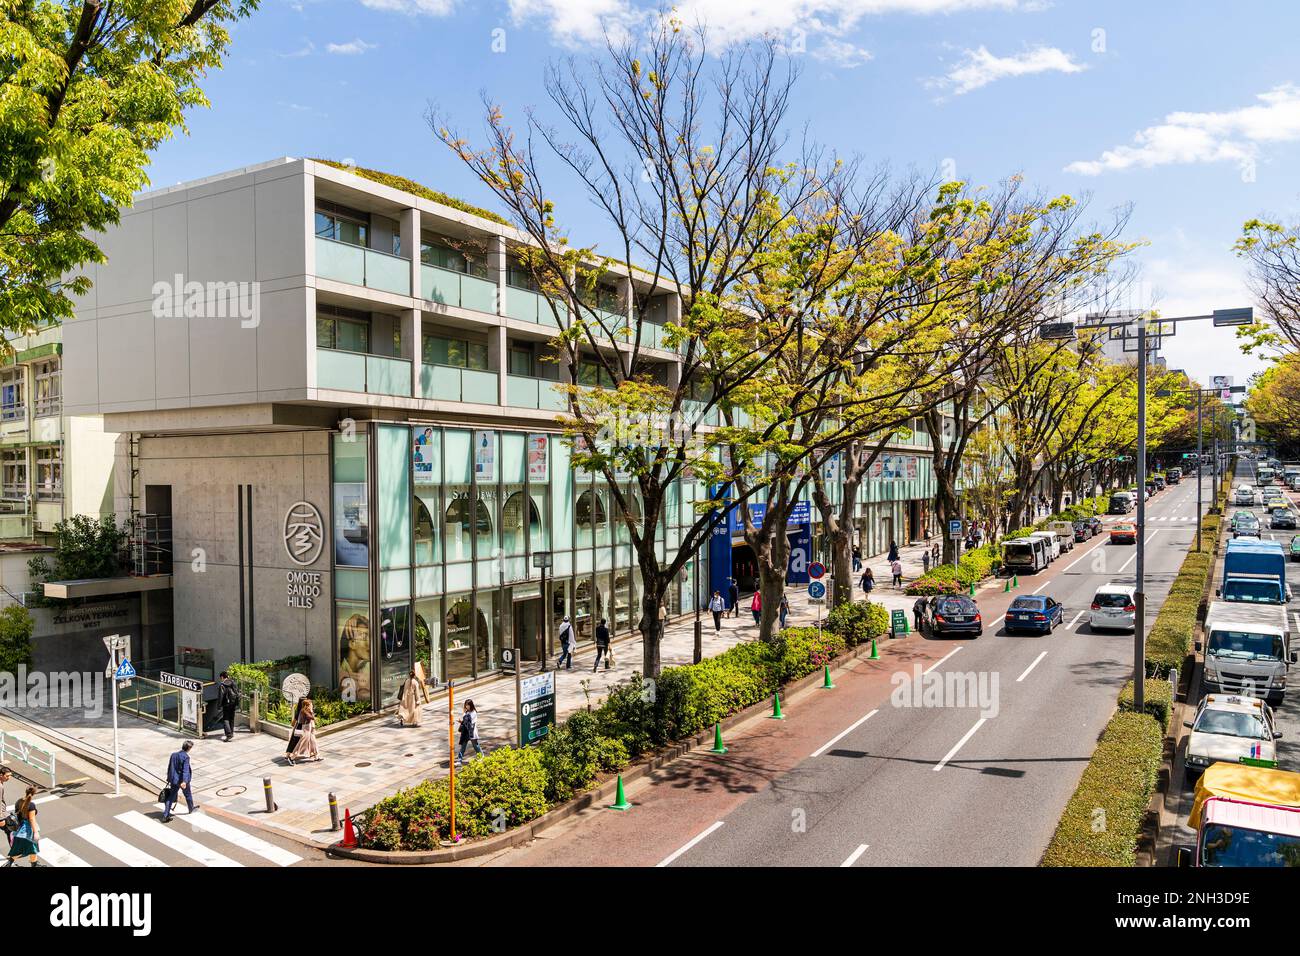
[64,157,937,709]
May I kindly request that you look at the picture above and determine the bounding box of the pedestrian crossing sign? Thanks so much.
[114,659,136,681]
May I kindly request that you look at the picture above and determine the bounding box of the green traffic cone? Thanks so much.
[1012,574,1019,589]
[710,722,727,754]
[870,638,879,659]
[821,664,835,689]
[769,692,785,720]
[968,582,976,596]
[608,775,632,811]
[1004,578,1011,592]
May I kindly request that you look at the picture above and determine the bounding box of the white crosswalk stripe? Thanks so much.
[37,838,91,867]
[156,805,302,867]
[116,810,243,867]
[71,823,167,867]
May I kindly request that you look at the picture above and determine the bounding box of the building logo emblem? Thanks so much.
[283,501,324,566]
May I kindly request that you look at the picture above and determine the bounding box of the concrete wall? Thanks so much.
[64,159,312,416]
[66,414,116,520]
[138,429,333,686]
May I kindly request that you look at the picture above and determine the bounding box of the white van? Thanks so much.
[1028,530,1061,561]
[1002,535,1049,573]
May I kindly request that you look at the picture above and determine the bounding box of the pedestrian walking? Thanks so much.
[218,671,239,742]
[162,741,196,822]
[285,696,306,759]
[860,567,874,594]
[593,618,611,672]
[4,785,44,867]
[913,596,927,633]
[851,546,862,573]
[750,591,762,625]
[779,594,790,629]
[0,766,12,854]
[728,578,740,617]
[556,615,575,669]
[887,540,899,563]
[456,699,484,763]
[890,558,904,589]
[288,698,320,764]
[397,669,423,727]
[658,601,669,632]
[931,541,940,566]
[922,549,931,574]
[708,590,726,632]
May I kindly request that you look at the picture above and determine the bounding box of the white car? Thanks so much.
[1089,584,1136,632]
[1234,485,1255,506]
[1185,694,1281,782]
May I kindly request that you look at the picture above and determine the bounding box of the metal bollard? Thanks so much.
[693,619,702,664]
[263,776,276,813]
[328,791,341,831]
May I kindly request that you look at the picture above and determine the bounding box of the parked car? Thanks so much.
[1089,583,1137,632]
[1005,594,1065,634]
[920,595,984,638]
[1072,519,1091,542]
[1271,508,1297,531]
[1045,521,1076,552]
[1184,694,1281,783]
[1290,534,1300,562]
[1085,516,1103,536]
[1167,467,1182,484]
[1110,521,1137,544]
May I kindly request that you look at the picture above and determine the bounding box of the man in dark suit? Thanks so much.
[162,740,197,822]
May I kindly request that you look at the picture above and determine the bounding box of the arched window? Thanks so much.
[502,491,540,555]
[414,499,436,564]
[445,496,492,561]
[576,489,607,529]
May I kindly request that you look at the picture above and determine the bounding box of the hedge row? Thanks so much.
[357,600,890,850]
[1145,513,1220,677]
[1039,709,1164,867]
[904,544,1000,594]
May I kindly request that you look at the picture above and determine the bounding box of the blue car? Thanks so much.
[1005,595,1064,634]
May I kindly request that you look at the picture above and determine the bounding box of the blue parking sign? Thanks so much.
[808,581,826,601]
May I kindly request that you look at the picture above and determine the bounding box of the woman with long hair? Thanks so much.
[5,786,44,867]
[288,698,321,764]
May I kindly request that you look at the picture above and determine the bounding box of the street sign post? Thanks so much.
[948,519,962,539]
[519,670,557,746]
[103,634,130,797]
[808,562,826,580]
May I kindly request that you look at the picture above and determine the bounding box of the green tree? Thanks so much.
[0,604,35,674]
[27,513,129,597]
[0,0,259,332]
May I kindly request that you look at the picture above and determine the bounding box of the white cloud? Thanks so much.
[327,38,379,54]
[932,44,1084,96]
[813,37,873,68]
[278,40,315,58]
[359,0,455,13]
[502,0,1026,51]
[1066,84,1300,176]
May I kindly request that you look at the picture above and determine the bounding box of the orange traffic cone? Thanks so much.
[341,808,357,849]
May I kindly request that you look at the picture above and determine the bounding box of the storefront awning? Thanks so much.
[41,575,173,600]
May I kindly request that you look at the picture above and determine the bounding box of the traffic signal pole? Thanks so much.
[1134,319,1147,717]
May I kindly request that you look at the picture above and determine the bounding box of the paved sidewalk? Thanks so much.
[6,538,947,846]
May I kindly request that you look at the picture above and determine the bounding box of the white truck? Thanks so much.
[1199,601,1296,704]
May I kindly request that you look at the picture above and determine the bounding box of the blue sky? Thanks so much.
[148,0,1300,388]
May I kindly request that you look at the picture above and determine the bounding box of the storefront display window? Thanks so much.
[378,603,412,706]
[414,597,443,685]
[336,602,371,705]
[444,595,478,682]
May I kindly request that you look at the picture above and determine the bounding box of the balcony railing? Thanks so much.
[34,397,61,418]
[315,237,412,295]
[505,285,569,325]
[506,375,567,411]
[0,402,25,423]
[420,364,498,404]
[316,348,412,397]
[421,264,497,314]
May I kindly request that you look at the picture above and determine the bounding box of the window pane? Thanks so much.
[314,212,335,240]
[337,318,369,353]
[316,317,335,349]
[468,342,489,370]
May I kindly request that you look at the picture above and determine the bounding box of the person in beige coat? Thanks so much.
[396,669,422,727]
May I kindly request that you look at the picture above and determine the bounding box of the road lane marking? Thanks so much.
[71,823,165,867]
[1066,610,1085,629]
[935,717,987,772]
[657,821,724,867]
[812,709,880,758]
[842,844,870,867]
[1017,651,1048,683]
[923,646,964,675]
[116,811,243,867]
[38,839,91,867]
[1116,530,1162,573]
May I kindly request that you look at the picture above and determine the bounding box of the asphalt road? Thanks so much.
[479,475,1212,867]
[1,746,326,868]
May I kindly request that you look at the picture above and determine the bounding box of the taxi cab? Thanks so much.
[1109,520,1137,544]
[1185,694,1282,783]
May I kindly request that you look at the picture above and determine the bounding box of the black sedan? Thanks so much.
[1004,595,1065,634]
[1270,508,1297,530]
[1085,516,1103,536]
[921,595,984,638]
[1072,520,1090,542]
